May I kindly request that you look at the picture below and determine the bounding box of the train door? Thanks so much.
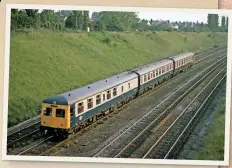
[70,104,75,127]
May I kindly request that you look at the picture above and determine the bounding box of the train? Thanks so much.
[40,52,195,136]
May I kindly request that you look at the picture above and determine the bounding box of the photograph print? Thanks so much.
[2,5,230,165]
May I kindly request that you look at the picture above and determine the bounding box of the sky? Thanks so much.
[137,12,209,23]
[37,9,222,24]
[89,11,223,23]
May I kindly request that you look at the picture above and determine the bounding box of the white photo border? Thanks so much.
[2,4,232,166]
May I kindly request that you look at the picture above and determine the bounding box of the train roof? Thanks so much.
[134,59,172,75]
[134,52,194,75]
[171,52,194,61]
[43,70,138,105]
[43,52,194,105]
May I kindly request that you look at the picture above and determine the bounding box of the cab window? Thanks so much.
[56,109,65,118]
[44,107,52,116]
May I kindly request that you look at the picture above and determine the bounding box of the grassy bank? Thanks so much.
[193,98,226,160]
[8,30,228,127]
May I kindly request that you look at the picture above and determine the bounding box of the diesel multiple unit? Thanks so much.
[40,52,195,136]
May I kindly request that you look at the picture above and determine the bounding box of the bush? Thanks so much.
[11,12,35,30]
[103,36,111,44]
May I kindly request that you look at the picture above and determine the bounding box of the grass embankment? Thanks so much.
[9,30,228,127]
[193,98,226,160]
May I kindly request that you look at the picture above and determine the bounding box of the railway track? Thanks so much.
[93,57,226,158]
[7,122,41,147]
[163,75,226,159]
[194,45,226,60]
[142,67,226,159]
[7,45,227,156]
[17,136,55,156]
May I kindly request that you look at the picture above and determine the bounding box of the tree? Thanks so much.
[207,14,219,31]
[25,9,39,18]
[93,21,105,31]
[65,14,75,28]
[83,11,90,31]
[221,16,226,28]
[73,11,78,29]
[226,17,229,27]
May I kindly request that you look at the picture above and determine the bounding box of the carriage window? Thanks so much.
[153,70,155,77]
[148,73,150,80]
[150,72,153,79]
[162,67,165,73]
[113,88,117,96]
[144,75,147,82]
[96,94,101,105]
[102,94,106,101]
[159,69,162,75]
[56,109,65,118]
[169,64,172,70]
[70,108,74,117]
[78,102,84,113]
[107,90,111,99]
[166,66,169,71]
[121,86,124,92]
[88,98,93,109]
[140,76,143,84]
[44,107,52,116]
[128,83,131,89]
[156,70,159,76]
